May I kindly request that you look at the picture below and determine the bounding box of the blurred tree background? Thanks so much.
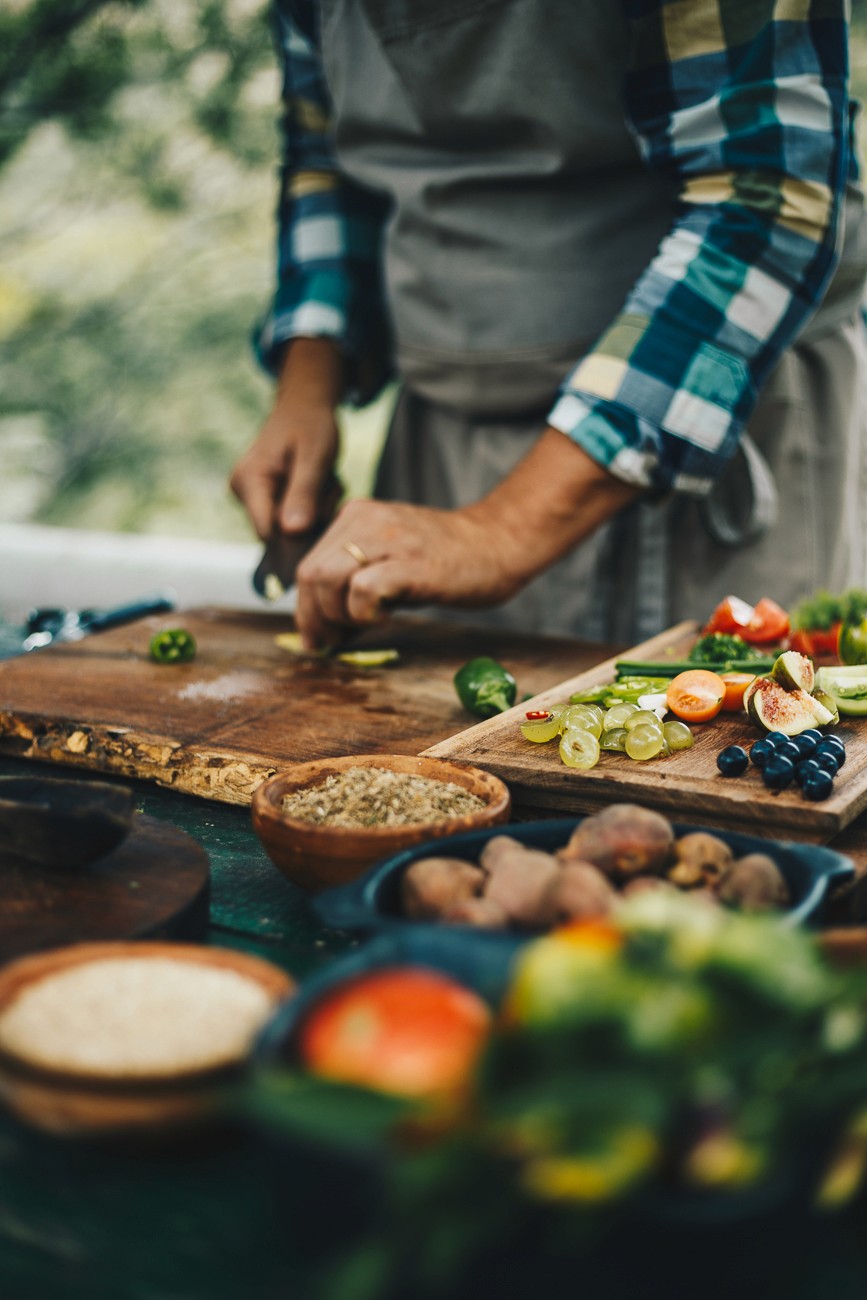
[1,0,866,542]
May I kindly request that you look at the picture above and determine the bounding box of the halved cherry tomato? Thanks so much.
[703,596,754,637]
[666,669,726,722]
[745,597,790,646]
[789,626,842,659]
[720,672,756,713]
[298,968,491,1099]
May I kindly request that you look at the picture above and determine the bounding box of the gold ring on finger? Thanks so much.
[343,541,370,567]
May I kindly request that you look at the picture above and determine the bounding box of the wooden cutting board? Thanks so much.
[424,622,867,843]
[0,608,612,806]
[0,816,210,962]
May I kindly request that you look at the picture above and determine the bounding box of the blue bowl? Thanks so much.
[314,818,854,938]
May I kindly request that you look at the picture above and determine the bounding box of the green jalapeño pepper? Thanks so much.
[454,656,517,717]
[149,628,197,664]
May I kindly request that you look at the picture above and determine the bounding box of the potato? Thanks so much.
[401,857,486,920]
[558,804,674,881]
[539,862,616,927]
[621,875,677,899]
[480,836,561,929]
[717,854,789,913]
[670,832,734,890]
[443,897,510,929]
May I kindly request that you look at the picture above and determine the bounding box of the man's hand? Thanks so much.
[230,338,344,540]
[295,427,640,648]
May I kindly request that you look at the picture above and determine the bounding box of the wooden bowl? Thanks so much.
[251,754,511,893]
[0,941,294,1137]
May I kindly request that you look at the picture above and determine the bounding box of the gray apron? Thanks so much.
[320,0,867,640]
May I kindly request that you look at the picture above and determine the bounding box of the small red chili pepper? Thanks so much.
[525,710,551,720]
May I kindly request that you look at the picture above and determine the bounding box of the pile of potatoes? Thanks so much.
[400,803,790,931]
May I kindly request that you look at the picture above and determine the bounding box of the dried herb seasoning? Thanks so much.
[281,767,485,828]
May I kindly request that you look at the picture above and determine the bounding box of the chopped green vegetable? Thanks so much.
[615,658,774,679]
[571,676,671,705]
[454,657,517,717]
[149,628,197,664]
[688,633,766,665]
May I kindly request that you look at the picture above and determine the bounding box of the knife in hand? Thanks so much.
[252,526,325,602]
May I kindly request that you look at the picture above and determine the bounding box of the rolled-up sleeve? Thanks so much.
[547,0,852,496]
[255,0,391,389]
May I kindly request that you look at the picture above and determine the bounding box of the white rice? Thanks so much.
[0,956,277,1080]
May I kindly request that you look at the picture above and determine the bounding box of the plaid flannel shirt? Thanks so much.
[258,0,859,495]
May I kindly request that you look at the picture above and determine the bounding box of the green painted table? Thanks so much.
[1,621,867,1300]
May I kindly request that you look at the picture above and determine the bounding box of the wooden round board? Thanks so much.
[0,815,210,962]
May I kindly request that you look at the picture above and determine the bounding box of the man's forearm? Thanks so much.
[463,426,641,590]
[275,336,345,411]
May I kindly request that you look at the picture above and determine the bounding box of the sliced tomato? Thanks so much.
[720,672,756,713]
[703,595,754,637]
[666,669,726,722]
[745,597,790,646]
[298,968,491,1099]
[789,626,841,659]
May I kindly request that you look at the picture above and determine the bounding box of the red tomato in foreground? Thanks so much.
[745,597,790,645]
[703,595,754,636]
[298,968,491,1099]
[667,670,726,722]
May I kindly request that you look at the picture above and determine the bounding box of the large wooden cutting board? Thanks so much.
[424,622,867,843]
[0,608,611,806]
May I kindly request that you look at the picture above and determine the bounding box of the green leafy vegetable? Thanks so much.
[688,633,766,665]
[792,588,867,632]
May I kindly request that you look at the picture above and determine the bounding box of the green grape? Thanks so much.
[520,713,562,743]
[559,704,603,738]
[603,702,639,729]
[663,720,694,751]
[624,709,664,734]
[625,723,664,761]
[658,738,672,757]
[559,730,600,769]
[600,726,628,752]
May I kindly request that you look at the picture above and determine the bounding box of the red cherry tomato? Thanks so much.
[703,596,754,636]
[745,597,790,645]
[789,626,841,659]
[666,670,726,722]
[720,672,756,713]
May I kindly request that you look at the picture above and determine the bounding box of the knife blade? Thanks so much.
[22,592,177,652]
[252,527,325,602]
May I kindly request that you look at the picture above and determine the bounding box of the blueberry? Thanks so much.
[814,750,841,775]
[717,745,749,777]
[750,740,774,770]
[798,729,823,748]
[802,769,834,801]
[819,737,846,766]
[794,758,822,788]
[776,740,802,764]
[763,755,795,790]
[793,733,819,758]
[766,731,791,748]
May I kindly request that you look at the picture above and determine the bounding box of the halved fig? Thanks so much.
[747,677,834,736]
[772,651,815,694]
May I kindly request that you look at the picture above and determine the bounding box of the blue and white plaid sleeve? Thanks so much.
[547,0,854,495]
[255,0,390,385]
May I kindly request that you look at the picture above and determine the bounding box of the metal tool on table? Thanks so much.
[252,527,325,602]
[22,592,177,652]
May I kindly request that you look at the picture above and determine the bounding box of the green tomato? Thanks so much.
[838,618,867,666]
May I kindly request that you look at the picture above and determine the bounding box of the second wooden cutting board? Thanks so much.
[424,622,867,843]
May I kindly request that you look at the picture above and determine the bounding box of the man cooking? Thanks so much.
[231,0,867,651]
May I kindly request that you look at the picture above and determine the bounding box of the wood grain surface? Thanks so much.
[0,609,612,806]
[424,622,867,843]
[0,815,210,962]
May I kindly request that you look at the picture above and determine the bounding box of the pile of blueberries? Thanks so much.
[717,730,845,801]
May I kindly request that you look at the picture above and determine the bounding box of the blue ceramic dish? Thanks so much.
[314,817,854,937]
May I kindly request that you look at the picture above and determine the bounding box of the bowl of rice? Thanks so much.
[0,941,294,1136]
[251,754,511,893]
